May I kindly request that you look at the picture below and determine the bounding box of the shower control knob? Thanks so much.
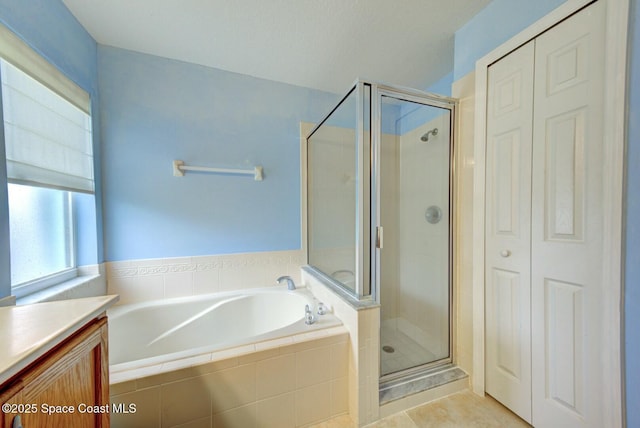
[500,250,511,258]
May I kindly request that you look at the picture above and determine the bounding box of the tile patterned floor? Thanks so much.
[379,324,437,376]
[310,390,531,428]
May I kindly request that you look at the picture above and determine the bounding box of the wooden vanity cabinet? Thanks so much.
[0,384,23,428]
[0,316,109,428]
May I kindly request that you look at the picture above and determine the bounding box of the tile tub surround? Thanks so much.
[303,268,381,426]
[110,330,350,428]
[110,320,347,384]
[303,268,469,426]
[106,249,304,305]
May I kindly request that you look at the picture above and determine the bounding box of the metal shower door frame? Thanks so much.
[370,81,458,382]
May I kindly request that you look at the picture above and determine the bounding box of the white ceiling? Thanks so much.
[62,0,491,94]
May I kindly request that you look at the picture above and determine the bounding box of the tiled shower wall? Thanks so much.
[106,249,305,305]
[451,71,476,381]
[396,115,451,356]
[379,113,451,357]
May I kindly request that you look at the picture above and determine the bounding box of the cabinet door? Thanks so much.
[484,40,535,424]
[17,318,109,428]
[0,384,23,428]
[530,2,606,427]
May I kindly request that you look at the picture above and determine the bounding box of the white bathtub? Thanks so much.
[108,286,343,381]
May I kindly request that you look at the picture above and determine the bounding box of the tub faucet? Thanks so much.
[305,304,315,325]
[276,275,296,290]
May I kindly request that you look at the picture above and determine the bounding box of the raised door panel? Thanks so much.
[0,384,23,428]
[531,2,606,427]
[18,318,109,428]
[484,39,534,424]
[493,130,522,237]
[544,109,586,241]
[544,279,585,414]
[492,268,525,379]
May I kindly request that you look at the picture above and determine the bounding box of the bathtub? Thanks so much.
[108,286,344,383]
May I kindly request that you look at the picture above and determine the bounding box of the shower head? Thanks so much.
[420,128,438,142]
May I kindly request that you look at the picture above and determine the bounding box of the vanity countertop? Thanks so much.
[0,295,119,386]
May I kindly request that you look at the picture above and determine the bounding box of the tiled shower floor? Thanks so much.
[380,324,438,376]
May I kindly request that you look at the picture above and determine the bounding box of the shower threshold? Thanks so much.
[379,363,468,405]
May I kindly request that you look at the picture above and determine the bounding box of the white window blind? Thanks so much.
[0,23,93,194]
[1,60,94,193]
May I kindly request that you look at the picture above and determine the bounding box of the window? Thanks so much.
[7,184,76,294]
[1,26,93,298]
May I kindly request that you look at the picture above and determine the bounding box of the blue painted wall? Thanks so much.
[453,0,639,424]
[0,0,101,298]
[625,1,639,425]
[99,46,338,262]
[426,72,453,97]
[454,0,566,80]
[394,71,454,136]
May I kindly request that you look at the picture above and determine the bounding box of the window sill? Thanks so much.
[16,267,106,305]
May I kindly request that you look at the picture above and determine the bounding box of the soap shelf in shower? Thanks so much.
[172,160,263,181]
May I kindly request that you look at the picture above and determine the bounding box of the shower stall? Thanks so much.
[306,80,456,383]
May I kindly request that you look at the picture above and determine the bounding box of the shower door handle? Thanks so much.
[376,226,384,249]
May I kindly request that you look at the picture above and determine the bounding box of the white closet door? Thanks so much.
[531,2,605,427]
[484,40,535,424]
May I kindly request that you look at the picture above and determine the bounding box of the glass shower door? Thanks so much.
[376,94,452,378]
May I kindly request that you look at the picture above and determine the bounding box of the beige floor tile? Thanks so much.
[405,390,530,428]
[307,389,530,428]
[481,394,531,428]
